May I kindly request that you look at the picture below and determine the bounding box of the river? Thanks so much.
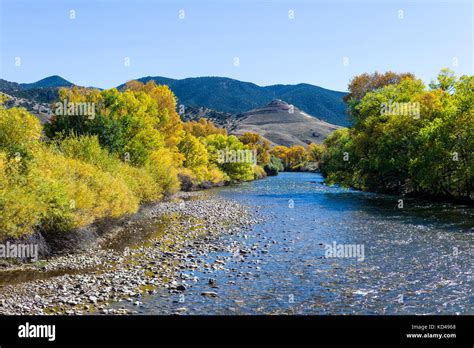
[110,172,473,315]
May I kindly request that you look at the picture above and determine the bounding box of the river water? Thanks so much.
[112,172,473,315]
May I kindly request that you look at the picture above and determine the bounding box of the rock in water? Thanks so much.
[201,291,218,298]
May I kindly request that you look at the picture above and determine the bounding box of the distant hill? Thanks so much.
[1,75,350,127]
[226,99,340,146]
[20,75,73,89]
[0,76,74,120]
[0,75,74,104]
[0,79,22,92]
[119,76,349,126]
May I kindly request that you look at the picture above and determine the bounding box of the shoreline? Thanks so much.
[0,191,263,315]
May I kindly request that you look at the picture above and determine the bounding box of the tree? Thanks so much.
[125,80,184,147]
[344,71,415,102]
[320,128,355,187]
[285,146,308,170]
[204,134,254,181]
[270,146,289,166]
[178,133,209,182]
[321,69,473,201]
[183,118,226,138]
[429,68,456,93]
[238,132,271,166]
[307,143,324,162]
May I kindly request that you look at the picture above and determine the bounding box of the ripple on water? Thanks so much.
[111,172,473,315]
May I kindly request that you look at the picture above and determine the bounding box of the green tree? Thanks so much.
[204,134,254,181]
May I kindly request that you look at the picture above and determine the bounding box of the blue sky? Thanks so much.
[0,0,472,91]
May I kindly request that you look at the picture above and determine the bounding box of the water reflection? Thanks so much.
[128,172,473,315]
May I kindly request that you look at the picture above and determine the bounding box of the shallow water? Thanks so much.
[121,172,473,315]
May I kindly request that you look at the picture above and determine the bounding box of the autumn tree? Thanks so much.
[344,71,415,102]
[321,69,473,201]
[183,118,226,138]
[270,146,289,164]
[307,143,324,162]
[238,132,271,166]
[125,80,184,148]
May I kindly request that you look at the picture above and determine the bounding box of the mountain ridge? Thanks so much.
[20,75,73,89]
[0,75,349,126]
[227,99,340,146]
[120,76,349,126]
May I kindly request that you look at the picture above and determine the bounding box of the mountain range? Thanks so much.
[1,75,349,126]
[0,75,349,146]
[118,76,348,126]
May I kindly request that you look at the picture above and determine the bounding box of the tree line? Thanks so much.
[1,69,471,239]
[0,81,271,239]
[320,69,473,202]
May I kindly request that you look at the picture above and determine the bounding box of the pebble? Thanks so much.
[0,192,262,315]
[201,291,218,298]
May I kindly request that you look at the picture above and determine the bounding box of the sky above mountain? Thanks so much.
[0,0,472,91]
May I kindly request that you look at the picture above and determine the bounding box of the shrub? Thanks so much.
[253,165,267,179]
[146,148,181,196]
[33,146,139,231]
[204,134,254,182]
[0,152,45,238]
[264,155,284,176]
[58,135,162,203]
[206,166,228,184]
[0,106,42,150]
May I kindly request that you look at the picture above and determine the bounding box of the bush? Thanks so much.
[204,134,254,182]
[253,165,267,179]
[206,166,228,184]
[58,135,162,203]
[0,152,45,238]
[33,146,139,231]
[146,148,181,196]
[319,128,355,187]
[177,167,197,191]
[0,145,139,239]
[264,155,284,176]
[0,107,42,150]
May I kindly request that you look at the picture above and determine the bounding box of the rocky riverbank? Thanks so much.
[0,192,263,315]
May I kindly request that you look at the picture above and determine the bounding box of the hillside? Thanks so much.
[227,99,340,146]
[119,76,349,126]
[20,75,73,89]
[0,76,71,104]
[0,75,349,127]
[180,105,233,126]
[0,92,52,124]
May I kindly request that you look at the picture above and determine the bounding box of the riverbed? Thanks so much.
[1,172,472,315]
[109,172,473,315]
